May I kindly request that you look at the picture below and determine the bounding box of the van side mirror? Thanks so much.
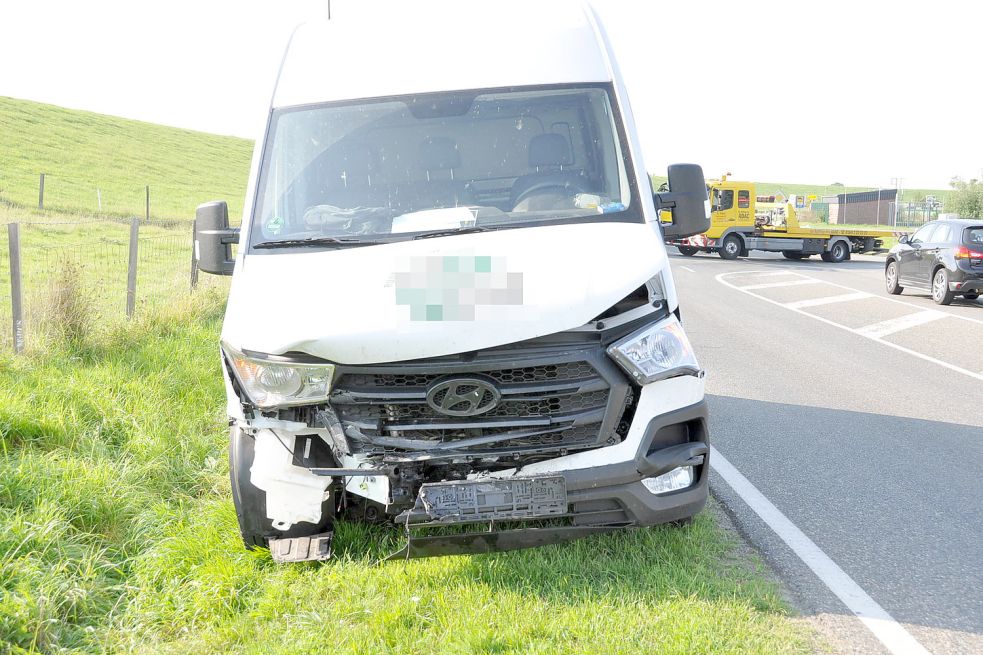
[195,201,239,275]
[655,164,710,239]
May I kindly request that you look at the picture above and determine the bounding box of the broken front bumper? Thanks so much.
[268,392,709,562]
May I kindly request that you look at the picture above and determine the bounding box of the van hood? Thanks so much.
[221,222,668,364]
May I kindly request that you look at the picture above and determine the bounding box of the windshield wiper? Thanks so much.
[253,236,387,249]
[412,226,495,240]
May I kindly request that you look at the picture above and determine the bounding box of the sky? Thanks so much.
[1,0,981,190]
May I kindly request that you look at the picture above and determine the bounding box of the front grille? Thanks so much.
[343,361,597,388]
[329,349,629,456]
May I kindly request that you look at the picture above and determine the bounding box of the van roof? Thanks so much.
[272,0,613,108]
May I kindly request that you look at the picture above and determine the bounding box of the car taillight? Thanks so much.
[956,246,983,259]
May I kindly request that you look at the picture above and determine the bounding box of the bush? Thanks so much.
[947,176,983,218]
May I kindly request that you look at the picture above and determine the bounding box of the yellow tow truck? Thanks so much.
[664,175,891,263]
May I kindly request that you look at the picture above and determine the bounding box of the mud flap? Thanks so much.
[384,524,626,560]
[269,531,334,563]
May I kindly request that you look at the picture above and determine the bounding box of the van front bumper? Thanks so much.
[384,380,710,558]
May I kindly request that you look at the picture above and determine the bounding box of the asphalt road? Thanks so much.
[669,249,983,655]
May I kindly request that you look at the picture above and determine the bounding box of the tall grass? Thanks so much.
[37,258,95,347]
[0,294,814,654]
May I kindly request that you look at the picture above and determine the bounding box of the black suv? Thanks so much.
[885,219,983,305]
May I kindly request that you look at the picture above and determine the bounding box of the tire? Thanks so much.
[963,292,979,300]
[677,246,699,257]
[229,426,334,549]
[885,260,903,295]
[931,267,956,305]
[718,234,742,260]
[782,251,807,260]
[825,240,849,264]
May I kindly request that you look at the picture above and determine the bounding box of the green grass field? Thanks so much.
[0,302,817,655]
[0,96,252,220]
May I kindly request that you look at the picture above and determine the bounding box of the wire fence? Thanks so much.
[1,216,230,353]
[0,170,159,219]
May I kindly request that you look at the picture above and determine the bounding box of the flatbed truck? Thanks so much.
[665,175,892,262]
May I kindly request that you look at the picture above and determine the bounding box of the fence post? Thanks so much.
[8,223,24,353]
[189,218,199,290]
[38,173,45,210]
[145,185,150,222]
[126,217,139,318]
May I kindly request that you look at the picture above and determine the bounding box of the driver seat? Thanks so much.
[509,133,585,209]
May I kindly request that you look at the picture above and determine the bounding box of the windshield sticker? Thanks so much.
[394,255,523,321]
[266,216,284,235]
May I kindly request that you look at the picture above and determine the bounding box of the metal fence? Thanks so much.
[888,201,939,228]
[1,217,229,353]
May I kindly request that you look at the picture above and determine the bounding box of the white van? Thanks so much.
[195,0,711,561]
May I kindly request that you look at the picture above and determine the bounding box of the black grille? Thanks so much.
[329,351,628,456]
[343,361,597,389]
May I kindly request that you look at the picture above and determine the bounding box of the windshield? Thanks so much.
[250,84,638,248]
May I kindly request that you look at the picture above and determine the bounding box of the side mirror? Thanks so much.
[898,233,909,245]
[195,201,239,275]
[656,164,710,239]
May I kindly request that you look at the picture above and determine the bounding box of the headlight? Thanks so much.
[222,344,335,409]
[606,315,700,384]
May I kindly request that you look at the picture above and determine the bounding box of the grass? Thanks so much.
[0,300,816,654]
[0,96,253,221]
[0,215,228,352]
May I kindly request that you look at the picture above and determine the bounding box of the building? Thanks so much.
[824,189,897,225]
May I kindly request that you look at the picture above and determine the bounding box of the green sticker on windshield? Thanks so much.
[266,216,284,235]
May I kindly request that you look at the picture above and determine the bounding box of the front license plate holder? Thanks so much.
[415,476,567,522]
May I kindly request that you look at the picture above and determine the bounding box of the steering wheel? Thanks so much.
[512,180,587,210]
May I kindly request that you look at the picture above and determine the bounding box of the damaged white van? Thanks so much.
[195,0,711,561]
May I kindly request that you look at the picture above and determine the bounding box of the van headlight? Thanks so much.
[222,344,335,408]
[606,315,700,384]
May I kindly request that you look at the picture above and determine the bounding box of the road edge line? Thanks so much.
[709,446,932,655]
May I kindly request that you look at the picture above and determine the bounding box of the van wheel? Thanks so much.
[677,246,699,256]
[718,235,741,260]
[932,268,955,305]
[229,426,334,549]
[782,251,807,260]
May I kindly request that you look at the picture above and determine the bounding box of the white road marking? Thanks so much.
[855,310,947,339]
[678,265,695,273]
[734,270,803,279]
[761,268,983,327]
[718,270,983,382]
[739,278,825,291]
[785,291,871,309]
[710,446,932,655]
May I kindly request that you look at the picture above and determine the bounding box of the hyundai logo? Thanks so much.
[426,377,501,417]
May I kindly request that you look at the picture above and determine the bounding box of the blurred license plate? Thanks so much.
[416,476,567,521]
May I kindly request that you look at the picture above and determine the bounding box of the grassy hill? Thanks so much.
[0,96,253,220]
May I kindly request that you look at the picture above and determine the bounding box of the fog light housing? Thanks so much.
[641,466,694,495]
